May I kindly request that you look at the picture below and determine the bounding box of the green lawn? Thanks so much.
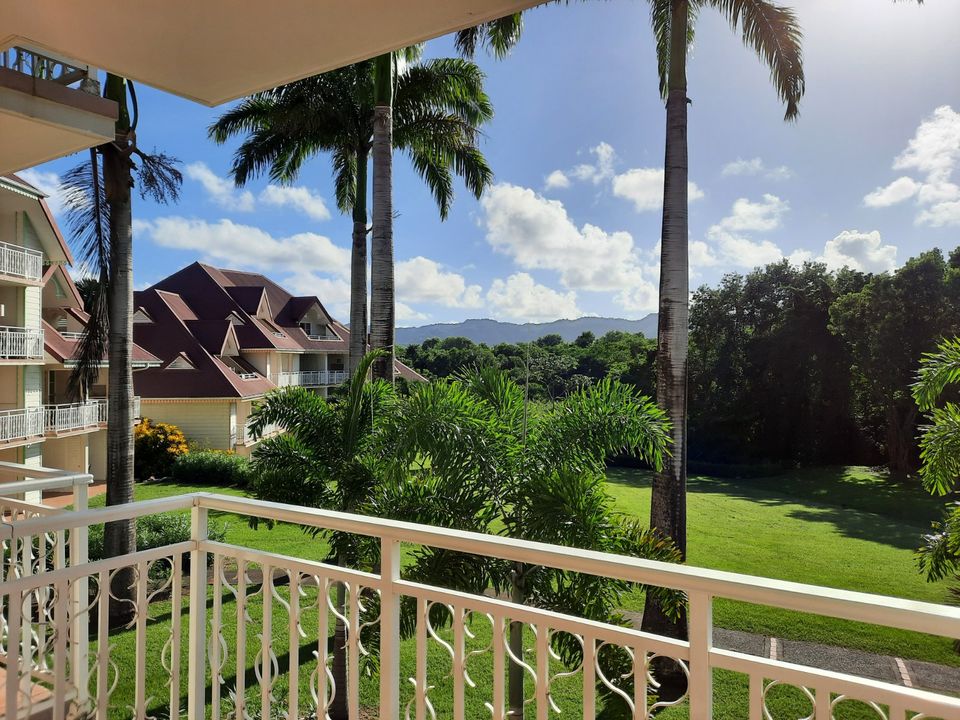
[83,468,954,719]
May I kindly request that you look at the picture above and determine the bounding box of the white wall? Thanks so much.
[140,401,232,450]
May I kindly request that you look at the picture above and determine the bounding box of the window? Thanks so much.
[299,322,312,335]
[167,353,195,370]
[55,315,68,332]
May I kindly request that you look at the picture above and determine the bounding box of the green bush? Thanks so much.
[88,513,228,569]
[134,418,189,479]
[171,449,252,487]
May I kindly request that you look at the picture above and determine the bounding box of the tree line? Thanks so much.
[400,248,960,474]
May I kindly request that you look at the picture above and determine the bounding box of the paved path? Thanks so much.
[620,611,960,694]
[41,480,107,508]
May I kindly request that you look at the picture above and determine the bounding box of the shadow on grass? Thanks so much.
[606,466,940,552]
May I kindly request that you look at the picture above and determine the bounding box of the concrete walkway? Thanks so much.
[620,611,960,694]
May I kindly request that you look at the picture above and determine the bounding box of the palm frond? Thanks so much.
[454,13,525,59]
[332,145,359,216]
[133,148,182,203]
[704,0,805,120]
[61,150,111,396]
[913,337,960,411]
[650,0,699,98]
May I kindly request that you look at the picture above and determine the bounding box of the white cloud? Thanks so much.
[395,256,483,308]
[819,230,897,273]
[479,183,659,313]
[863,176,921,207]
[396,302,429,324]
[259,184,331,221]
[544,170,571,191]
[611,168,704,212]
[17,169,66,215]
[486,273,582,322]
[281,271,352,317]
[865,106,960,226]
[569,142,616,184]
[134,216,351,277]
[699,194,792,269]
[184,162,255,212]
[715,194,789,233]
[721,157,793,181]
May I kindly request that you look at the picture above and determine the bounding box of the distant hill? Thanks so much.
[396,315,658,346]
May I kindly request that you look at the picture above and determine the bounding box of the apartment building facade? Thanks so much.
[132,262,423,455]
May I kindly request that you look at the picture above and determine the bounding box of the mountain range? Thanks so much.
[396,315,659,346]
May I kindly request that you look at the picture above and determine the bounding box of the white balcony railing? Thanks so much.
[0,46,93,88]
[0,406,44,444]
[0,490,958,720]
[43,400,104,434]
[274,369,348,387]
[0,241,43,282]
[0,325,44,359]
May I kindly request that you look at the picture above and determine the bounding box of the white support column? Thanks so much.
[688,591,714,720]
[70,475,91,709]
[187,503,209,720]
[379,536,401,720]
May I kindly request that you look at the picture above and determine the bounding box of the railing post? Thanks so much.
[688,591,713,719]
[188,502,209,720]
[70,475,91,709]
[379,536,401,720]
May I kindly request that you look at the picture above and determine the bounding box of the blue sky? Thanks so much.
[20,0,960,326]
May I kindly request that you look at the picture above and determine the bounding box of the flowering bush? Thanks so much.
[134,417,189,479]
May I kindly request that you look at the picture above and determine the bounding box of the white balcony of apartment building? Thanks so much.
[0,406,44,447]
[42,397,141,437]
[0,475,957,720]
[0,325,43,360]
[274,370,348,388]
[0,240,43,284]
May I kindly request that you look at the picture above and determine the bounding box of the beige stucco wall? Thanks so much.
[88,428,106,481]
[140,400,233,450]
[42,434,89,476]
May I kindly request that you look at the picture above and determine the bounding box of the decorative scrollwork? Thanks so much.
[831,695,888,720]
[762,680,816,720]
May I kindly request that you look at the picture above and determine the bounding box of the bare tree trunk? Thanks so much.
[349,147,369,374]
[886,403,918,475]
[370,53,395,383]
[642,0,690,702]
[101,73,137,626]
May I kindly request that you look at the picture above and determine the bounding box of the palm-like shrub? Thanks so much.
[370,366,682,714]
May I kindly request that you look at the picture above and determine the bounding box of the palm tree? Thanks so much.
[641,3,804,685]
[246,351,390,720]
[370,53,394,382]
[61,73,181,622]
[210,57,494,373]
[372,367,681,716]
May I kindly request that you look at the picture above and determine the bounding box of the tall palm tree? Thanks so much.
[370,53,394,382]
[210,57,494,373]
[641,0,804,698]
[61,73,181,622]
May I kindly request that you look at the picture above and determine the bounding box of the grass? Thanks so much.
[80,467,953,719]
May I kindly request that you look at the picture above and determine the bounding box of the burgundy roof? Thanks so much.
[43,319,161,366]
[132,262,424,399]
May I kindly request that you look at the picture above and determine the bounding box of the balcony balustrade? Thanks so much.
[0,241,43,283]
[0,486,957,720]
[1,47,93,88]
[274,369,348,388]
[0,326,44,359]
[0,407,44,445]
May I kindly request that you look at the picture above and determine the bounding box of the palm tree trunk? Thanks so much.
[329,581,349,720]
[370,53,395,383]
[101,73,137,626]
[508,568,525,718]
[349,146,369,374]
[642,0,690,702]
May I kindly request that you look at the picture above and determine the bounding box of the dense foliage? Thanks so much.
[400,250,960,471]
[170,450,252,487]
[133,418,190,480]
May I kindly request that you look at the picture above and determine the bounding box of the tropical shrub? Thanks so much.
[134,418,189,479]
[171,449,251,487]
[88,513,227,574]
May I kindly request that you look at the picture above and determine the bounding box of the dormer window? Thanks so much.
[167,352,195,370]
[133,307,153,324]
[55,315,68,332]
[226,311,245,326]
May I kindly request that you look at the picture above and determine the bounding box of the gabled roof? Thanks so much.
[43,319,161,367]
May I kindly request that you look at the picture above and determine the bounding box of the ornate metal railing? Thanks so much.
[274,370,348,388]
[0,46,92,87]
[0,241,43,282]
[43,401,103,434]
[0,326,44,359]
[0,492,957,720]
